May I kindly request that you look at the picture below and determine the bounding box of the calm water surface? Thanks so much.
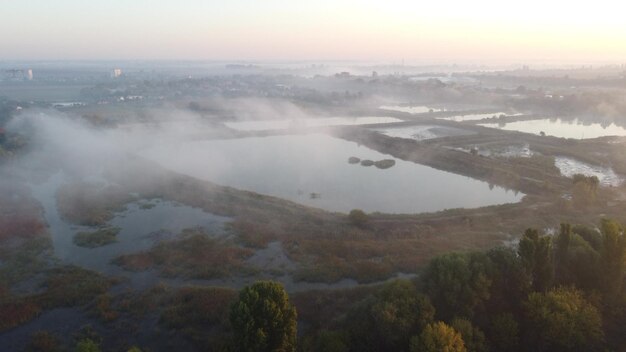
[555,157,623,187]
[142,133,523,214]
[29,172,231,273]
[479,118,626,139]
[225,116,402,131]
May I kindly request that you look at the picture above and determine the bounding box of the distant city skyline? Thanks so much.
[2,0,625,64]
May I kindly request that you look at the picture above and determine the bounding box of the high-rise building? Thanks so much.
[111,68,123,78]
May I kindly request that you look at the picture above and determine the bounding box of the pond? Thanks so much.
[479,118,626,139]
[141,133,523,214]
[29,172,231,275]
[555,157,623,187]
[224,116,402,131]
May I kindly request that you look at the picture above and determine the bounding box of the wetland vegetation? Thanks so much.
[2,61,626,351]
[73,227,120,248]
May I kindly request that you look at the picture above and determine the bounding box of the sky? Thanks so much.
[1,0,625,64]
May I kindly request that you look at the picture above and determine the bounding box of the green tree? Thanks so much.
[230,281,297,352]
[422,252,491,320]
[450,318,488,352]
[311,330,348,352]
[370,280,435,351]
[345,280,435,352]
[524,287,603,352]
[487,313,519,352]
[485,247,531,314]
[410,321,466,352]
[554,223,573,284]
[554,224,601,291]
[571,174,599,208]
[344,298,379,352]
[348,209,369,228]
[572,225,602,251]
[75,339,101,352]
[600,219,625,304]
[518,229,553,291]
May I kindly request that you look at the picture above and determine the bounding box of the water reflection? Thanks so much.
[29,172,231,273]
[142,133,523,214]
[555,157,623,187]
[479,118,626,139]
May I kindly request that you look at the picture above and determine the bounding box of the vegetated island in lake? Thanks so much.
[73,227,121,248]
[348,156,396,169]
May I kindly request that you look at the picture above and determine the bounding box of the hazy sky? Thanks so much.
[2,0,625,63]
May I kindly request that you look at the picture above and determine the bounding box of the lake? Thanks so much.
[224,116,402,131]
[141,133,523,214]
[479,118,626,139]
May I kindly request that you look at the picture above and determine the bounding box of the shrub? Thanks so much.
[348,209,369,228]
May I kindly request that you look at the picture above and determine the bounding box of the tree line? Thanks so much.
[230,219,625,352]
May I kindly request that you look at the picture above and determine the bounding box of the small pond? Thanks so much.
[479,118,626,139]
[555,157,623,187]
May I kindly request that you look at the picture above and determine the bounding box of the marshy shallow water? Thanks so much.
[29,172,231,275]
[479,118,626,139]
[142,133,523,214]
[555,157,623,187]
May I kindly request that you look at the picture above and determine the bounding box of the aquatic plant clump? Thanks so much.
[113,228,255,279]
[73,227,121,248]
[374,159,396,169]
[350,157,395,169]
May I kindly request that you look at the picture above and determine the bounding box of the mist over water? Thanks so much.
[141,133,522,213]
[3,0,626,350]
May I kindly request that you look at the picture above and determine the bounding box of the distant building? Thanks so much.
[335,71,351,78]
[1,69,33,81]
[111,68,123,78]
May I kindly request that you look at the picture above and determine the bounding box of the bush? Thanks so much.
[348,209,369,228]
